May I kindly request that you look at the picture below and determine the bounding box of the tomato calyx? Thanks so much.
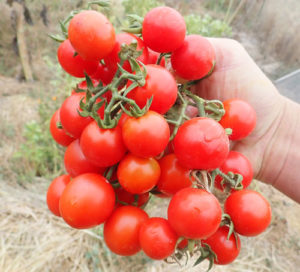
[220,213,240,248]
[193,243,217,271]
[213,168,244,191]
[122,14,144,35]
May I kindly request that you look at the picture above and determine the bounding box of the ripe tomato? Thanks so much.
[147,49,165,66]
[57,39,98,78]
[168,188,222,239]
[80,121,127,167]
[224,190,272,236]
[139,217,178,260]
[127,64,177,114]
[117,153,160,194]
[115,187,149,208]
[68,10,115,61]
[142,7,186,53]
[157,154,192,195]
[215,151,253,191]
[122,111,170,158]
[219,99,256,141]
[49,109,74,147]
[46,174,70,217]
[92,63,117,85]
[104,206,149,256]
[173,117,229,170]
[171,35,215,80]
[59,173,115,229]
[202,226,241,265]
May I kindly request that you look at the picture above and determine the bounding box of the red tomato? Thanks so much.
[171,35,215,80]
[57,39,98,78]
[92,63,117,85]
[173,117,229,170]
[139,217,178,260]
[104,206,149,256]
[59,173,115,229]
[80,121,127,167]
[117,153,160,194]
[224,190,272,236]
[122,111,170,158]
[157,154,192,195]
[68,10,115,61]
[127,64,177,114]
[115,187,149,208]
[215,151,253,191]
[142,7,186,53]
[146,49,165,66]
[219,99,257,141]
[168,188,222,239]
[46,174,71,217]
[177,238,188,250]
[202,226,241,265]
[49,109,74,147]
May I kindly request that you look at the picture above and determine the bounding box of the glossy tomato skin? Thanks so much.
[80,121,127,167]
[59,173,115,229]
[104,206,149,256]
[117,153,160,194]
[46,174,71,217]
[171,35,215,80]
[224,190,271,236]
[49,109,74,146]
[168,188,222,239]
[173,117,229,170]
[202,226,241,265]
[142,7,186,53]
[115,187,149,208]
[127,64,177,114]
[139,217,178,260]
[157,154,192,195]
[219,99,256,141]
[68,10,115,61]
[215,151,253,191]
[122,111,170,158]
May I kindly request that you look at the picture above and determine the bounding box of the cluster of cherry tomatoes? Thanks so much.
[47,4,271,269]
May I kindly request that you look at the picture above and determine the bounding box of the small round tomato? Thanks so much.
[80,121,127,167]
[115,187,149,208]
[224,190,272,236]
[142,7,186,53]
[127,64,177,114]
[168,188,222,239]
[92,63,117,85]
[46,174,71,217]
[202,226,241,265]
[219,99,256,141]
[171,35,215,80]
[173,117,229,170]
[147,49,165,66]
[104,206,149,256]
[157,154,192,195]
[122,111,170,158]
[215,151,253,191]
[117,153,160,194]
[59,173,115,229]
[139,217,178,260]
[68,10,115,61]
[49,109,74,147]
[57,39,98,78]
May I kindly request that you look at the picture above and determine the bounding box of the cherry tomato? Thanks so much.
[224,190,272,236]
[46,174,71,217]
[92,63,117,85]
[104,206,149,256]
[127,64,177,114]
[115,187,149,208]
[49,109,74,147]
[168,188,222,239]
[173,117,229,170]
[57,39,98,78]
[59,173,115,229]
[80,121,127,167]
[68,10,115,61]
[171,35,215,80]
[147,49,165,66]
[219,99,256,141]
[157,154,192,195]
[142,7,186,53]
[117,153,160,194]
[202,226,241,265]
[122,111,170,158]
[139,217,178,260]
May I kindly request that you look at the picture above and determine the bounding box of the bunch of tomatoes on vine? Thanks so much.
[47,1,271,270]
